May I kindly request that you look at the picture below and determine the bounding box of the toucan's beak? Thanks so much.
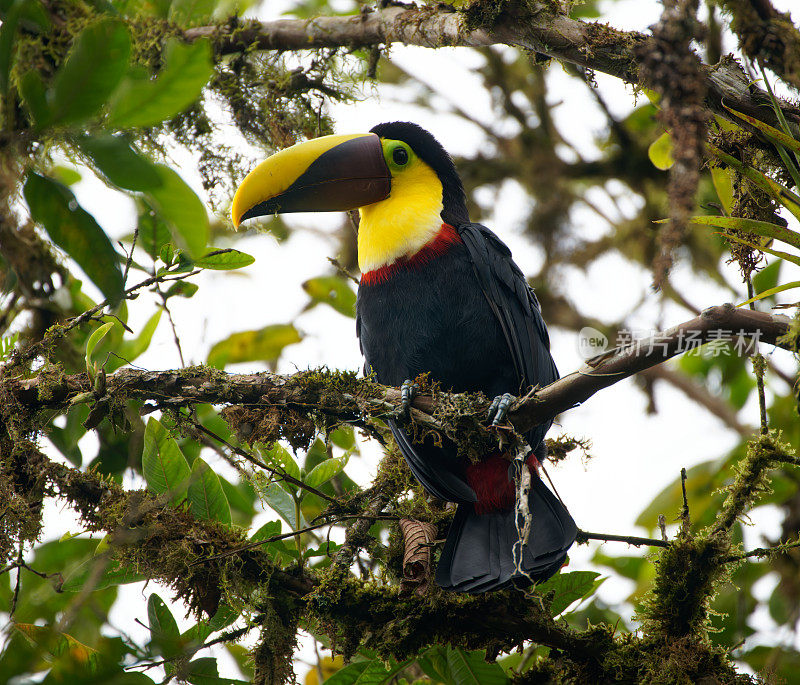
[231,133,391,228]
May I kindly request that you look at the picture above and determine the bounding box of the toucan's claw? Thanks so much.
[400,380,419,419]
[488,392,515,426]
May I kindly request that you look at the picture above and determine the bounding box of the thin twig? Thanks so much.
[576,529,670,548]
[680,467,691,531]
[724,539,800,562]
[121,224,139,287]
[746,277,769,435]
[191,421,338,503]
[5,268,201,371]
[190,513,398,566]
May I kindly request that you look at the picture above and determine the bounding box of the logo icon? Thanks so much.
[577,327,609,360]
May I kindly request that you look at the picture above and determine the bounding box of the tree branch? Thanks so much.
[185,4,800,131]
[7,304,793,453]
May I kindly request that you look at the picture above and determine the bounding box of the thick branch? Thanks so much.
[185,4,800,131]
[7,305,793,448]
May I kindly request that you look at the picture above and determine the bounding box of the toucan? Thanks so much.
[232,122,576,592]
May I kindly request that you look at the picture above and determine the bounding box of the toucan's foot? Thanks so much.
[487,392,516,426]
[400,379,419,418]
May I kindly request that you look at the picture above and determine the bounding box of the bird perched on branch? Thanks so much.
[232,121,576,592]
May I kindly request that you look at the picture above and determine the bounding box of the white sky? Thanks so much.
[17,0,800,681]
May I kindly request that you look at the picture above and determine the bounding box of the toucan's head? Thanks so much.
[232,122,468,273]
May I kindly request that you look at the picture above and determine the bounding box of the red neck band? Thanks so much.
[360,223,461,286]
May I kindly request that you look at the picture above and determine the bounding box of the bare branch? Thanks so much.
[576,529,670,548]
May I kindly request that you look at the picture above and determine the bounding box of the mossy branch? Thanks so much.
[7,305,793,457]
[183,3,800,134]
[717,0,800,90]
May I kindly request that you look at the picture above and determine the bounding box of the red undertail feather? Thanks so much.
[466,452,541,515]
[360,223,462,286]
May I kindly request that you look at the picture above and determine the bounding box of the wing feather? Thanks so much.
[457,222,558,399]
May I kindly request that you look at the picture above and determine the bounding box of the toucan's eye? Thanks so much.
[392,146,409,166]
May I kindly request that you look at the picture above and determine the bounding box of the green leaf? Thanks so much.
[165,281,199,299]
[17,68,49,125]
[445,648,509,685]
[147,593,181,657]
[86,321,115,367]
[23,172,124,304]
[303,276,357,317]
[109,309,162,372]
[107,38,212,129]
[250,520,282,542]
[141,417,191,505]
[48,405,88,467]
[738,280,800,307]
[305,456,346,490]
[710,166,734,216]
[719,232,800,268]
[77,135,162,192]
[194,248,255,270]
[168,0,217,24]
[260,443,300,482]
[249,520,297,562]
[14,623,99,669]
[183,604,238,644]
[329,426,356,450]
[187,458,232,525]
[592,550,652,589]
[207,323,302,368]
[145,165,209,259]
[681,215,800,251]
[723,105,800,154]
[184,655,251,684]
[535,570,604,616]
[740,645,800,682]
[49,18,130,127]
[0,0,48,93]
[636,458,724,532]
[220,477,255,517]
[51,165,81,186]
[61,557,146,592]
[647,131,673,171]
[707,144,800,222]
[752,259,782,294]
[135,203,173,258]
[321,658,409,685]
[258,481,304,529]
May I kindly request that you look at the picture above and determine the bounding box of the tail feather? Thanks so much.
[436,475,576,593]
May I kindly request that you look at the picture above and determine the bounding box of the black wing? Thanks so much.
[457,223,558,438]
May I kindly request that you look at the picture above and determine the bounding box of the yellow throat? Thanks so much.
[357,159,443,273]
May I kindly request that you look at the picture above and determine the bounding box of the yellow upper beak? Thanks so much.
[231,133,391,228]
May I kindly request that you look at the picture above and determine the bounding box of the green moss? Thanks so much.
[715,432,797,532]
[637,533,732,640]
[777,308,800,353]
